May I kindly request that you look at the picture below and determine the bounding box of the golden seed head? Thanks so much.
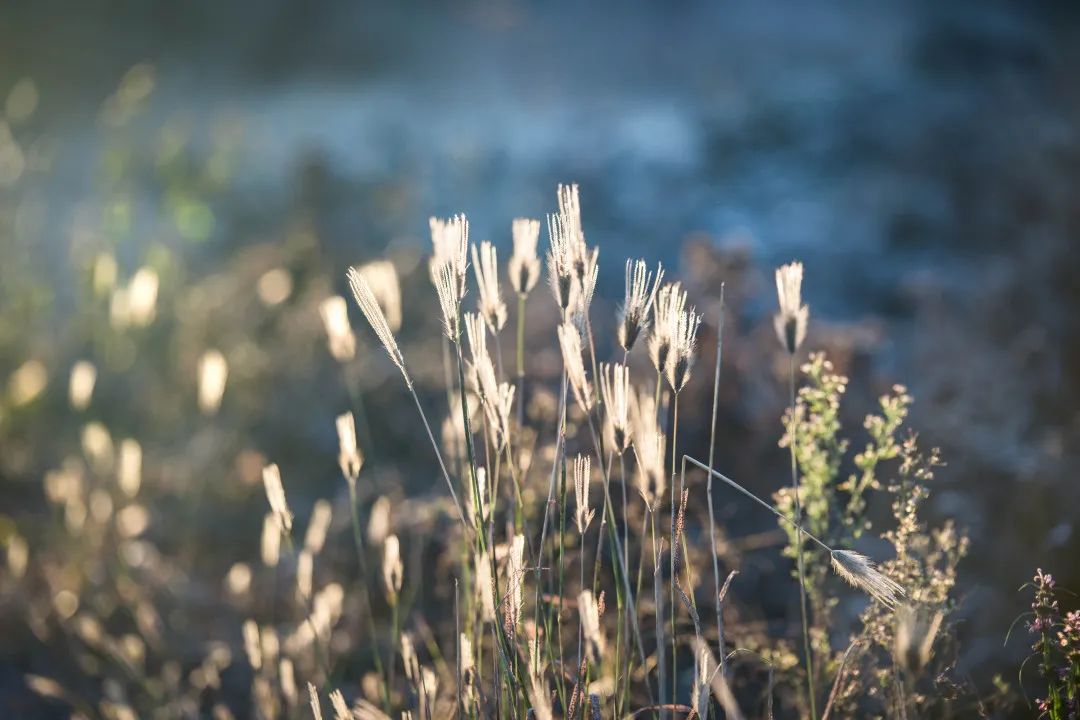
[557,322,594,413]
[472,240,507,332]
[830,549,905,607]
[774,261,809,354]
[318,295,357,362]
[347,267,405,372]
[509,218,541,296]
[573,454,595,535]
[261,463,292,533]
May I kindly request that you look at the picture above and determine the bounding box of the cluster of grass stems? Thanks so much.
[4,182,980,720]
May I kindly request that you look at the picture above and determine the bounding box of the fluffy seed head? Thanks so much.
[599,362,632,453]
[336,412,363,484]
[475,551,495,622]
[304,500,333,555]
[509,218,541,296]
[198,349,228,415]
[546,213,578,316]
[666,308,702,393]
[463,312,489,368]
[618,260,664,353]
[117,438,142,498]
[261,463,292,533]
[429,214,469,294]
[557,322,594,413]
[573,454,594,535]
[366,496,391,546]
[649,282,687,376]
[505,534,526,639]
[318,296,357,362]
[774,261,809,354]
[483,381,515,450]
[433,261,464,341]
[468,466,490,528]
[307,684,323,720]
[297,550,313,598]
[347,268,405,373]
[830,549,905,607]
[69,360,97,411]
[556,183,590,283]
[472,241,507,332]
[631,388,666,509]
[382,534,404,602]
[575,247,599,319]
[261,513,281,566]
[578,589,605,661]
[328,689,350,720]
[244,620,262,669]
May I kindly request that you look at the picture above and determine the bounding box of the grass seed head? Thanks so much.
[830,549,905,607]
[774,261,809,354]
[599,362,632,453]
[573,454,595,534]
[197,349,228,415]
[347,267,405,372]
[649,282,687,376]
[472,240,507,332]
[557,321,594,413]
[318,295,357,362]
[335,412,363,484]
[618,259,663,353]
[666,308,702,393]
[509,218,541,296]
[261,463,292,533]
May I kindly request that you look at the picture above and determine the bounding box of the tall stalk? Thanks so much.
[669,390,680,707]
[345,480,391,712]
[516,293,526,429]
[535,372,570,709]
[706,285,727,675]
[584,413,652,704]
[788,353,817,720]
[403,377,468,528]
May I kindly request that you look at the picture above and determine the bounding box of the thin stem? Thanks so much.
[451,338,486,552]
[681,456,832,553]
[282,533,333,683]
[456,577,462,720]
[670,391,679,708]
[653,514,667,720]
[403,374,469,528]
[533,371,569,709]
[515,293,526,432]
[346,480,391,712]
[706,285,727,675]
[584,413,653,704]
[589,450,613,595]
[789,354,817,720]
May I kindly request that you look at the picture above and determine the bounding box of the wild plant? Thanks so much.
[2,180,981,720]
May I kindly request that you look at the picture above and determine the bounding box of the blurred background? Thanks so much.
[2,0,1079,715]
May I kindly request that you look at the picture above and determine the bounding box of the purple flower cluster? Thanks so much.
[1026,569,1080,719]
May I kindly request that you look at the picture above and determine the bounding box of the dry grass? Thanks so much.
[1,183,983,719]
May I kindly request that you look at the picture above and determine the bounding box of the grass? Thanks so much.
[6,179,1046,719]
